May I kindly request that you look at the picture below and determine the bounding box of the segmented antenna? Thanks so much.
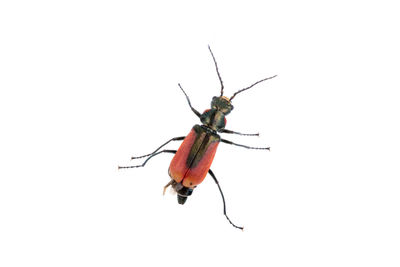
[208,45,224,97]
[230,75,277,101]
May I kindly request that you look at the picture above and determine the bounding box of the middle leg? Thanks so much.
[131,136,185,160]
[119,150,177,169]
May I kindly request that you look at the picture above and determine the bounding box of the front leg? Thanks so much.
[220,129,259,136]
[221,138,270,150]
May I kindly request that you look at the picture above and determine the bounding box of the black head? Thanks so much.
[211,96,234,115]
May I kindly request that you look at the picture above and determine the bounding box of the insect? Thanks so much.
[119,46,276,230]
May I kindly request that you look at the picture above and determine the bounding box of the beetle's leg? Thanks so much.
[118,150,177,169]
[131,136,185,160]
[178,83,201,118]
[221,139,270,150]
[208,169,243,230]
[220,129,259,136]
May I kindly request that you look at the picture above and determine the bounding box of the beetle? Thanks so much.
[119,46,276,230]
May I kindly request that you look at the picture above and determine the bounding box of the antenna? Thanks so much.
[230,75,277,101]
[208,45,224,96]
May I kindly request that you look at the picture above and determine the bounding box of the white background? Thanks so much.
[1,1,399,266]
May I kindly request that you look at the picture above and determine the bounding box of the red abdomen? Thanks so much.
[169,125,220,188]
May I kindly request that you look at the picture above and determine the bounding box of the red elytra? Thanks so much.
[169,125,220,188]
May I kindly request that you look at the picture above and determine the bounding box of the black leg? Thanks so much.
[119,150,177,169]
[178,84,201,118]
[131,136,185,160]
[208,169,243,230]
[221,139,270,150]
[220,129,259,136]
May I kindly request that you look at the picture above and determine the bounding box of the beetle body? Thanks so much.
[167,96,233,204]
[168,124,220,203]
[119,46,276,230]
